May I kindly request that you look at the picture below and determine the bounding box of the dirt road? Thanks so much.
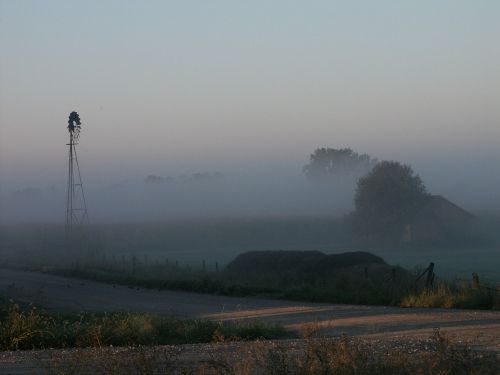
[1,268,499,374]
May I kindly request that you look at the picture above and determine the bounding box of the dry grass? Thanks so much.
[47,329,499,375]
[0,298,287,351]
[402,282,500,309]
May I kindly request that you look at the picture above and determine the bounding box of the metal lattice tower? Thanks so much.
[66,111,89,229]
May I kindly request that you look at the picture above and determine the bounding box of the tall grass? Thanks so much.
[402,282,500,309]
[0,297,286,351]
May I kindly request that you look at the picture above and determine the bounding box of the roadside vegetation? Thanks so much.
[0,296,287,351]
[48,329,499,375]
[402,282,500,309]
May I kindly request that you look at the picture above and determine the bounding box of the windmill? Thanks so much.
[66,111,89,228]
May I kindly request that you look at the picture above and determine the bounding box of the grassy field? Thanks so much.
[2,215,499,311]
[45,260,500,310]
[1,215,499,283]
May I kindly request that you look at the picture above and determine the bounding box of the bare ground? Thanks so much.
[1,268,499,374]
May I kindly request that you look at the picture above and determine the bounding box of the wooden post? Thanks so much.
[472,273,480,289]
[132,256,137,274]
[425,262,435,288]
[215,261,219,273]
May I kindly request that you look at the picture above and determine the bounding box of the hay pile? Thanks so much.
[224,250,390,285]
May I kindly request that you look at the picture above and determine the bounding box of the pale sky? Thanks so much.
[1,1,500,209]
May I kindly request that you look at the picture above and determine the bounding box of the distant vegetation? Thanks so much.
[144,172,224,185]
[303,147,377,182]
[303,148,486,247]
[352,161,430,243]
[0,296,286,351]
[44,250,500,310]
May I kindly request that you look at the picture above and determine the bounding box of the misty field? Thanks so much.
[1,215,499,283]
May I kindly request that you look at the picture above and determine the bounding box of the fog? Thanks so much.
[1,1,500,224]
[1,150,500,224]
[0,168,355,224]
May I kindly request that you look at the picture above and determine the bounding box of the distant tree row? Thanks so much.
[303,147,377,183]
[304,147,430,243]
[144,172,224,185]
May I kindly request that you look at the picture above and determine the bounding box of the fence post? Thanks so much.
[425,262,435,288]
[132,256,137,274]
[472,273,480,289]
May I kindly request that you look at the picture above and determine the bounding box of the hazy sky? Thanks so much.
[1,1,500,210]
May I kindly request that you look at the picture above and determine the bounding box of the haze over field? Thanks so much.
[1,0,500,223]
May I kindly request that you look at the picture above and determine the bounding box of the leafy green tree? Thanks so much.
[303,148,377,182]
[352,161,429,241]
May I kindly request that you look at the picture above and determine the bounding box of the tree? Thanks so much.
[144,175,164,184]
[352,161,429,241]
[303,148,377,182]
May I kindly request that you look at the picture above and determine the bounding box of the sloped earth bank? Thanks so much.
[1,269,499,374]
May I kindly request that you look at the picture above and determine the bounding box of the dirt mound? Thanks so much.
[224,250,386,284]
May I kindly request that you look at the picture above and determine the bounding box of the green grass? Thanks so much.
[0,296,287,351]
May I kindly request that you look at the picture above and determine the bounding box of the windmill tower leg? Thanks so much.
[66,112,88,232]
